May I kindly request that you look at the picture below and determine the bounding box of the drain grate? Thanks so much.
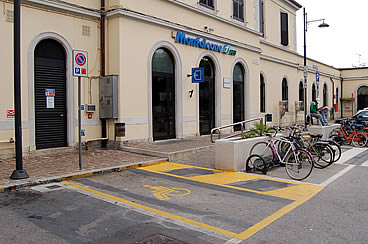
[45,185,62,189]
[136,234,184,244]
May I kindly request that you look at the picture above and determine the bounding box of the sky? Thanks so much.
[295,0,368,68]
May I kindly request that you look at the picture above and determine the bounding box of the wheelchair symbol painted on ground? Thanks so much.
[144,185,191,200]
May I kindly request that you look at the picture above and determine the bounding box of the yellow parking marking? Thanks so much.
[139,162,324,240]
[63,181,238,239]
[144,185,191,200]
[65,162,324,241]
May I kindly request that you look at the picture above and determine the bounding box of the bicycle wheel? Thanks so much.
[352,132,368,147]
[284,148,314,181]
[246,154,267,174]
[312,143,334,169]
[329,132,350,145]
[326,140,341,163]
[249,142,275,164]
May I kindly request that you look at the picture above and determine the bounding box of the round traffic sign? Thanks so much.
[75,53,86,66]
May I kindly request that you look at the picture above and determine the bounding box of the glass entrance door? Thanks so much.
[233,63,244,131]
[152,48,176,140]
[199,57,215,135]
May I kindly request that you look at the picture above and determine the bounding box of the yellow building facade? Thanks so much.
[0,0,367,156]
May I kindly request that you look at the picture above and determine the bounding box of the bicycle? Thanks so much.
[247,127,315,181]
[329,120,368,147]
[291,124,341,163]
[281,126,335,169]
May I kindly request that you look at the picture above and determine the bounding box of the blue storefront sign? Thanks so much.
[175,31,237,56]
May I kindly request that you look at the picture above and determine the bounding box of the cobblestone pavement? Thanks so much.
[0,149,161,186]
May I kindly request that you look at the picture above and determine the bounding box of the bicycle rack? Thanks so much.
[210,117,263,143]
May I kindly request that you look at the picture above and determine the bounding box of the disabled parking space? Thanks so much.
[65,162,323,241]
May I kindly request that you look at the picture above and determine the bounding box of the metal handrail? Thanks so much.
[210,117,263,143]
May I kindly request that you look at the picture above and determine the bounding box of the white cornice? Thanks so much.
[260,54,299,68]
[166,0,262,36]
[342,77,368,81]
[261,54,341,80]
[23,0,100,19]
[260,39,299,55]
[107,9,262,54]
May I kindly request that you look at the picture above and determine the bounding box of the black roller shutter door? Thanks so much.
[35,56,67,149]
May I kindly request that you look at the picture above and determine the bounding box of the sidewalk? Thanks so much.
[0,136,215,192]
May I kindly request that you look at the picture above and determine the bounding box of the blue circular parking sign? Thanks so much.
[75,53,86,66]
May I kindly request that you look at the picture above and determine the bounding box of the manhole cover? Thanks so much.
[136,234,184,244]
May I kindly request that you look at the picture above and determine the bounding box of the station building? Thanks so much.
[0,0,367,157]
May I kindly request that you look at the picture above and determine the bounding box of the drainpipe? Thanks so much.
[329,77,334,120]
[340,77,343,118]
[100,0,107,148]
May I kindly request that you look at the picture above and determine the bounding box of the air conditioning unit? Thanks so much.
[86,104,96,113]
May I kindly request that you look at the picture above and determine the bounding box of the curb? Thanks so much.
[0,158,167,193]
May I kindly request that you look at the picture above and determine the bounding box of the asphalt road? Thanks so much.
[0,146,367,244]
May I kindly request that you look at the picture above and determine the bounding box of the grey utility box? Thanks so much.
[99,75,118,118]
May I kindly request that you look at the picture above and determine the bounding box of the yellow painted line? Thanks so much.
[236,186,324,240]
[64,162,325,241]
[63,181,239,239]
[138,162,324,240]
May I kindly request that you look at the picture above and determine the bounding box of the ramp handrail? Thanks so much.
[210,117,263,143]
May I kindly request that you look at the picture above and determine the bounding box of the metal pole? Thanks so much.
[303,8,308,131]
[10,0,28,180]
[78,76,82,170]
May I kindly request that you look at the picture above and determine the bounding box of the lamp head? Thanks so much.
[318,20,329,28]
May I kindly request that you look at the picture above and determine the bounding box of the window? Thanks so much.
[233,0,244,22]
[282,78,288,112]
[199,0,214,10]
[259,0,264,35]
[299,81,304,102]
[260,74,265,112]
[280,12,288,46]
[282,78,288,101]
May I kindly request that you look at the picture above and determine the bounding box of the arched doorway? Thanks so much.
[233,63,244,131]
[299,81,304,102]
[323,83,328,106]
[199,57,215,135]
[357,86,368,110]
[34,39,67,149]
[312,83,316,102]
[152,48,176,140]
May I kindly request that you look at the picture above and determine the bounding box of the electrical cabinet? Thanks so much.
[99,75,118,118]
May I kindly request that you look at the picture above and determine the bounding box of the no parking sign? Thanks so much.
[73,50,88,77]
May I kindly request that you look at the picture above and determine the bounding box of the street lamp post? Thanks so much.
[10,0,29,180]
[303,7,329,130]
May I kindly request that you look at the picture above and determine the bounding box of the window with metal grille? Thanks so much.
[280,12,288,46]
[199,0,214,10]
[82,25,91,37]
[6,10,14,23]
[233,0,244,22]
